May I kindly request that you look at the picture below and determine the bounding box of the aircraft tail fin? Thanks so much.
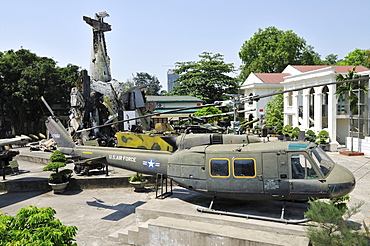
[45,116,76,148]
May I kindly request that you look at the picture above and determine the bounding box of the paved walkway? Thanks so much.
[326,151,370,226]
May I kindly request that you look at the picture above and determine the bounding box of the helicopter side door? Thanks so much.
[206,153,264,196]
[262,152,290,199]
[288,152,327,198]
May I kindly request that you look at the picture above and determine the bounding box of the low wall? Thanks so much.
[345,137,370,155]
[0,176,156,193]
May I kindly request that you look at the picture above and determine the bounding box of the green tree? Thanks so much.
[0,49,79,135]
[337,48,368,66]
[323,54,339,65]
[239,26,321,81]
[365,49,370,68]
[57,64,80,102]
[335,68,368,152]
[171,52,238,104]
[305,197,368,246]
[335,67,367,113]
[123,78,135,91]
[265,92,284,134]
[132,72,162,95]
[193,106,223,122]
[300,45,322,65]
[0,205,77,245]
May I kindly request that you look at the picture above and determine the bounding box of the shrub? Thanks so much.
[0,205,77,245]
[129,172,146,182]
[305,196,369,245]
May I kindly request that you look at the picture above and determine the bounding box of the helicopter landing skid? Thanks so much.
[197,199,308,224]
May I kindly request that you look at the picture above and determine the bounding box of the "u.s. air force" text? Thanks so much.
[108,155,136,162]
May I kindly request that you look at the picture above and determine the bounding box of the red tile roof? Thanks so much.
[254,73,290,83]
[291,65,369,73]
[333,65,369,73]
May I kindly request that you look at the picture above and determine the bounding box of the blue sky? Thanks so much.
[2,0,369,90]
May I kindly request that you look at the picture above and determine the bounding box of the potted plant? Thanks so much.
[291,127,301,140]
[129,172,148,192]
[316,130,330,150]
[282,125,293,140]
[43,150,73,194]
[305,130,316,142]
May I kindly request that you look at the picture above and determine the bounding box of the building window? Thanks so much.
[288,91,293,106]
[210,158,229,177]
[352,80,369,139]
[233,158,256,177]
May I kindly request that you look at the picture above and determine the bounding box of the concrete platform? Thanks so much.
[109,188,310,245]
[0,146,370,245]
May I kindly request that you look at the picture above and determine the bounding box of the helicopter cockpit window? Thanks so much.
[291,154,318,179]
[233,158,256,178]
[309,147,334,177]
[210,158,229,177]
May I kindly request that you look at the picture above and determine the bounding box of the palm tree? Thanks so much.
[335,67,368,152]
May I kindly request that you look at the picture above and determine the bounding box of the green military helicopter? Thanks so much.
[43,77,363,223]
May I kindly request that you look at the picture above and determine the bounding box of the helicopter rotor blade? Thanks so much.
[76,103,217,133]
[196,109,255,119]
[75,76,368,133]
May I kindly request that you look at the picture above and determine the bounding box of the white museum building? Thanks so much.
[240,65,370,153]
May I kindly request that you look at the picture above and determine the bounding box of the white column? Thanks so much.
[328,84,338,151]
[302,89,310,130]
[284,94,289,126]
[314,87,323,132]
[292,91,299,128]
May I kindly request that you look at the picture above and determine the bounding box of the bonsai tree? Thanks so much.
[43,150,72,184]
[0,205,77,245]
[282,125,293,139]
[316,130,330,145]
[291,127,301,140]
[305,130,316,142]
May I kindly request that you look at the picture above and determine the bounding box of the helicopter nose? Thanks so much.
[327,164,356,198]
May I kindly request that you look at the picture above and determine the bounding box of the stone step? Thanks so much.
[135,195,307,237]
[107,213,137,243]
[108,188,310,245]
[134,216,309,246]
[127,220,150,245]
